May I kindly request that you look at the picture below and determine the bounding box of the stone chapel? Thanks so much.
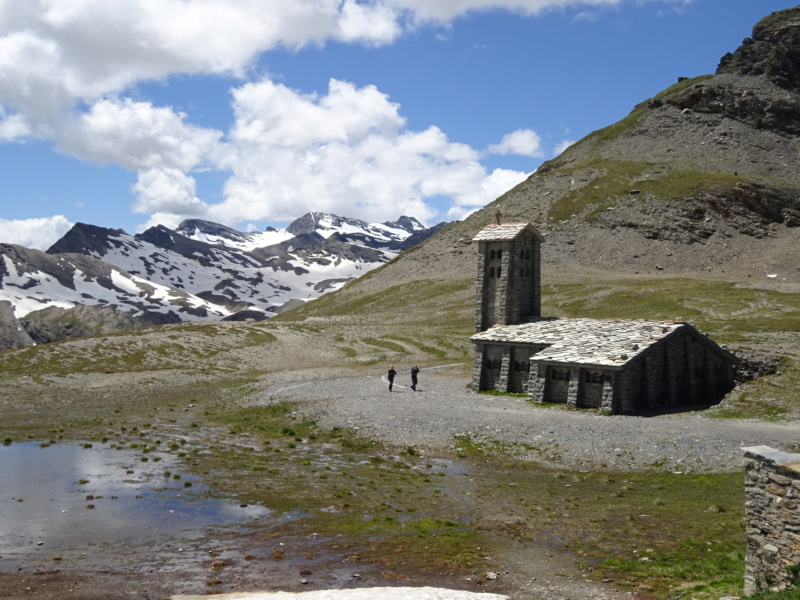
[470,222,738,414]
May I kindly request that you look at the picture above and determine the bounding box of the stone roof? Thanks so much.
[472,222,545,242]
[743,446,800,474]
[471,317,703,368]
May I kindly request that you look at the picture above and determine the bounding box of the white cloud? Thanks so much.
[554,139,576,155]
[136,212,189,233]
[132,167,208,216]
[0,109,28,141]
[195,77,528,226]
[0,0,692,121]
[488,129,544,158]
[0,216,74,250]
[388,0,680,24]
[0,0,684,240]
[60,98,222,171]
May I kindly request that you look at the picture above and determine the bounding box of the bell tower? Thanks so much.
[473,222,544,332]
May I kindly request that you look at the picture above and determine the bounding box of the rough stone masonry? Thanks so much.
[743,446,800,595]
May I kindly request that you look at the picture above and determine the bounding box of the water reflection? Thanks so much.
[0,441,270,557]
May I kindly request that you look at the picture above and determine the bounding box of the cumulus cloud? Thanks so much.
[196,78,527,226]
[0,216,74,250]
[554,139,576,155]
[0,0,692,123]
[0,109,28,141]
[60,98,222,171]
[0,0,685,239]
[488,129,544,158]
[132,168,208,216]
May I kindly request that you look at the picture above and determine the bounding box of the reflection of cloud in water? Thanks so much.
[0,442,270,556]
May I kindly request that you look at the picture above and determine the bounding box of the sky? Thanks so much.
[0,0,796,250]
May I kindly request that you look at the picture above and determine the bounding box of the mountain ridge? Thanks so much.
[0,212,447,348]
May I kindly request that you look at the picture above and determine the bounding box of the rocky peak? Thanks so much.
[717,6,800,90]
[286,212,332,236]
[46,222,127,256]
[383,216,425,233]
[176,219,245,240]
[657,6,800,138]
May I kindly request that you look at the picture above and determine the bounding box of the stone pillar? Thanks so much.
[529,363,546,403]
[600,373,614,413]
[566,367,580,407]
[743,446,800,596]
[472,343,484,391]
[497,346,511,391]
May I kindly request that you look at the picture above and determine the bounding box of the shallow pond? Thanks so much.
[0,441,270,559]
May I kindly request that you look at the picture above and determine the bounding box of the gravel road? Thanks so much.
[257,364,800,474]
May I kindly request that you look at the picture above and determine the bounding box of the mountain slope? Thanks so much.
[281,6,800,339]
[0,242,230,334]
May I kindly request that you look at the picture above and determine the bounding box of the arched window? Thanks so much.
[497,267,502,278]
[488,266,495,278]
[489,249,496,260]
[497,249,503,259]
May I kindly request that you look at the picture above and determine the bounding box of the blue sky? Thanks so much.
[0,0,795,249]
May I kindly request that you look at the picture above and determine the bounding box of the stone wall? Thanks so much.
[743,445,800,596]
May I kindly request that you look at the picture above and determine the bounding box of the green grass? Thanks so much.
[747,590,800,600]
[280,279,473,327]
[362,337,408,354]
[477,389,528,398]
[542,278,800,336]
[0,322,276,378]
[583,108,648,145]
[391,335,449,360]
[546,160,745,222]
[470,462,745,598]
[652,74,715,101]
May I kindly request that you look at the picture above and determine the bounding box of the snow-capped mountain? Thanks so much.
[176,212,426,253]
[0,212,448,348]
[0,242,230,320]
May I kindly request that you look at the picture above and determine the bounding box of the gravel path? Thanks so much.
[257,364,800,473]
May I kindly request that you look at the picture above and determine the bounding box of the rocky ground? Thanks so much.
[256,365,800,475]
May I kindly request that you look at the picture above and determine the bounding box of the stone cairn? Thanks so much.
[743,446,800,595]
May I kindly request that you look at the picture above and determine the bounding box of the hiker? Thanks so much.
[410,365,419,391]
[388,365,397,391]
